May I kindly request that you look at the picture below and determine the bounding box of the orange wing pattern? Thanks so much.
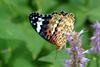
[47,13,75,50]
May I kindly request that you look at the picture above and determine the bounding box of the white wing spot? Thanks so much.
[35,16,37,18]
[33,23,36,25]
[36,18,44,32]
[32,17,34,20]
[51,20,59,34]
[38,18,43,21]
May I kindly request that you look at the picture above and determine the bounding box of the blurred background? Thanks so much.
[0,0,100,67]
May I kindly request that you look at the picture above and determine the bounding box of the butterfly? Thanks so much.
[29,11,75,50]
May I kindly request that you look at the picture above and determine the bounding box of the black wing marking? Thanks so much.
[29,12,52,40]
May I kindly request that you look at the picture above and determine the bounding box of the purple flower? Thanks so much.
[64,31,89,67]
[64,59,71,67]
[89,22,100,54]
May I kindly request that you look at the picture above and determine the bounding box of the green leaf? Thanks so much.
[88,7,100,22]
[69,0,86,5]
[74,10,87,31]
[82,32,91,49]
[38,49,69,67]
[88,0,100,9]
[13,58,33,67]
[9,44,33,63]
[0,0,45,60]
[86,0,100,21]
[35,0,58,13]
[0,38,24,64]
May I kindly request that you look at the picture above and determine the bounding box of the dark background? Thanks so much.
[0,0,100,67]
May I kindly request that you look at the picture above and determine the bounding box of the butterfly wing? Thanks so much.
[29,12,75,50]
[29,12,52,40]
[48,12,75,49]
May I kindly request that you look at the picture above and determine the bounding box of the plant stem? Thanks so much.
[96,54,100,67]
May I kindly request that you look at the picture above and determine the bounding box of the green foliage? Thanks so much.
[0,0,100,67]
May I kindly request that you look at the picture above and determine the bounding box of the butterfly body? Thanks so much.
[29,12,74,50]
